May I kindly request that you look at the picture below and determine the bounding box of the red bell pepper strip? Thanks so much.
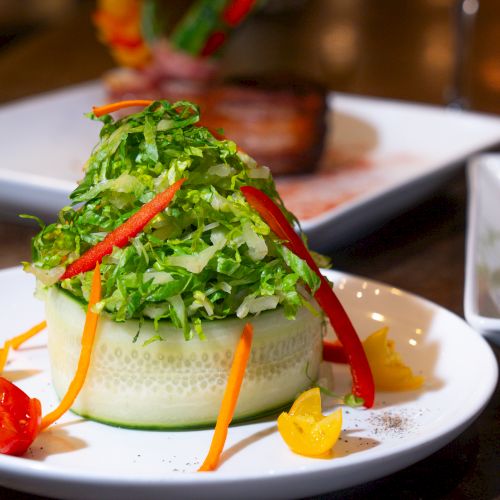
[200,31,227,57]
[60,179,185,280]
[323,339,348,364]
[240,186,375,408]
[0,377,41,456]
[199,1,257,56]
[223,0,258,27]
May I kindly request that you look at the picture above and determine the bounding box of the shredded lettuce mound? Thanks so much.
[27,100,322,339]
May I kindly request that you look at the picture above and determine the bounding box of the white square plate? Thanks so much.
[1,81,500,250]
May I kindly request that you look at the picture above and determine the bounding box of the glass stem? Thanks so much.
[447,0,479,110]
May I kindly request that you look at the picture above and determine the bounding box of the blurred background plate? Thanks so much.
[1,80,500,250]
[464,154,500,341]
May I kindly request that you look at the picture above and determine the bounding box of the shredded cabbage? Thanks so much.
[27,100,321,337]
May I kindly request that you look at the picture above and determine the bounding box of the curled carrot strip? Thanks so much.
[198,322,253,471]
[0,321,47,373]
[92,100,228,145]
[92,99,227,138]
[41,263,102,430]
[92,99,153,117]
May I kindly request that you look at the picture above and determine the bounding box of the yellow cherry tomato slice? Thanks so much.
[278,388,342,457]
[363,327,424,391]
[289,386,323,419]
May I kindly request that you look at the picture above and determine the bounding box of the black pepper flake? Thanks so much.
[369,411,410,437]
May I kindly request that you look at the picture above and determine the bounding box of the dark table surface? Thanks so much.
[0,2,498,499]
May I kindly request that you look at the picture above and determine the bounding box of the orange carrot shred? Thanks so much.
[91,100,230,145]
[0,321,47,373]
[41,263,102,430]
[198,322,253,472]
[92,99,153,117]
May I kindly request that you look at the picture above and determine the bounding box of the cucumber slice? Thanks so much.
[45,287,324,429]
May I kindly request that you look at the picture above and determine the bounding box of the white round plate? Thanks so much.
[0,267,497,499]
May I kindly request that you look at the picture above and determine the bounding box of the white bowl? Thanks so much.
[464,154,500,340]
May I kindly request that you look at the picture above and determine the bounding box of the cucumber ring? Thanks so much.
[45,287,324,429]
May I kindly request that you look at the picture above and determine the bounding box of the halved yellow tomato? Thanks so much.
[277,388,342,457]
[363,327,424,391]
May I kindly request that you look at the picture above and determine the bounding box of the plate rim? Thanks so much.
[302,92,500,231]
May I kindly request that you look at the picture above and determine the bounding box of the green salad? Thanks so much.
[26,101,323,340]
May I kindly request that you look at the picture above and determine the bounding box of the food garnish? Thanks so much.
[0,321,46,372]
[0,378,41,456]
[241,186,375,408]
[0,263,102,455]
[92,99,158,117]
[42,263,102,429]
[60,179,185,279]
[324,328,424,391]
[363,327,424,391]
[94,0,259,67]
[322,339,348,364]
[199,322,253,471]
[93,0,152,68]
[277,387,342,458]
